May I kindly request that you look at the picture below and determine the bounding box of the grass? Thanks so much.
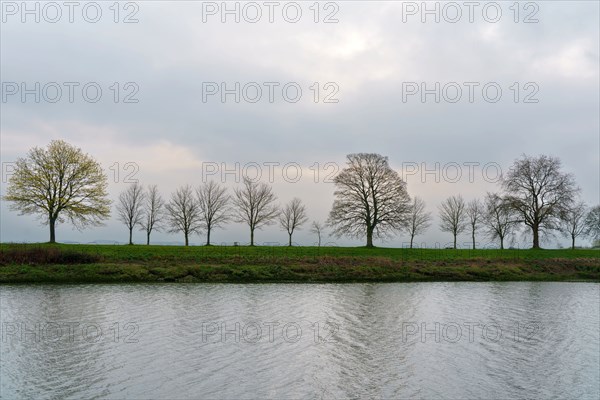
[0,243,598,284]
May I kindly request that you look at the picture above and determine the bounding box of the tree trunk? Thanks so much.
[206,227,211,246]
[366,227,374,248]
[185,232,189,246]
[571,235,575,250]
[318,235,321,247]
[532,225,540,249]
[129,228,133,245]
[500,236,504,250]
[288,233,292,247]
[472,231,476,250]
[410,234,414,249]
[49,217,56,243]
[147,231,150,245]
[453,233,457,249]
[250,229,254,246]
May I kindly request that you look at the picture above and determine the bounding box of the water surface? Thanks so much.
[1,282,598,399]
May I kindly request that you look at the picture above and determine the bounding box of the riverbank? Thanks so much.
[0,243,598,283]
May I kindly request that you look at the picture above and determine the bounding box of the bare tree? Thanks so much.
[310,221,326,247]
[439,195,467,249]
[502,154,579,249]
[4,140,110,243]
[233,177,279,246]
[197,181,230,246]
[561,201,588,249]
[405,196,431,249]
[483,192,516,250]
[165,185,202,246]
[116,182,145,245]
[466,199,484,250]
[279,198,308,246]
[328,153,411,248]
[140,185,165,245]
[585,205,600,243]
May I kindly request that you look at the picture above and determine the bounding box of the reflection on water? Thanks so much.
[1,282,599,399]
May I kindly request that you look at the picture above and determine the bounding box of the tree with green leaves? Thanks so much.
[4,140,110,243]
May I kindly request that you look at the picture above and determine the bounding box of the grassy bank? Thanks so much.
[0,243,598,283]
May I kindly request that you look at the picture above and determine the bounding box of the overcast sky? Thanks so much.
[1,0,598,248]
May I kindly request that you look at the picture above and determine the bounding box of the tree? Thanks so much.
[4,140,110,243]
[279,198,308,246]
[502,154,579,249]
[466,199,484,250]
[116,182,145,245]
[310,221,326,247]
[197,181,230,246]
[483,192,516,250]
[328,153,410,248]
[140,185,165,245]
[584,205,600,242]
[232,177,278,246]
[561,201,588,249]
[165,185,202,246]
[439,195,467,249]
[405,196,431,249]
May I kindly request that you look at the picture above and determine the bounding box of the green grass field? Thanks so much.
[0,243,598,283]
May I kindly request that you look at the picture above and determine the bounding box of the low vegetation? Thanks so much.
[0,243,597,284]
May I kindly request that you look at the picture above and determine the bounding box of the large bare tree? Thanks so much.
[328,153,411,248]
[140,184,165,245]
[4,140,110,243]
[561,201,588,249]
[279,198,308,246]
[483,192,516,250]
[233,177,279,246]
[585,205,600,243]
[502,154,579,249]
[197,181,230,246]
[439,195,467,249]
[310,221,326,247]
[116,182,146,245]
[165,185,202,246]
[405,196,431,249]
[466,199,484,250]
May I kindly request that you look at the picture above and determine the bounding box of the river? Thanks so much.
[1,282,598,399]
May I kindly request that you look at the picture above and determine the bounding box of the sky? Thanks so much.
[1,0,599,248]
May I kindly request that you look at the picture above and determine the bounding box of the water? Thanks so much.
[1,282,598,399]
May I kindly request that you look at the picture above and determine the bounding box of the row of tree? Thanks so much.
[4,140,600,249]
[117,179,322,247]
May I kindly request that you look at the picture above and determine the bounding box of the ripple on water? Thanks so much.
[0,282,598,399]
